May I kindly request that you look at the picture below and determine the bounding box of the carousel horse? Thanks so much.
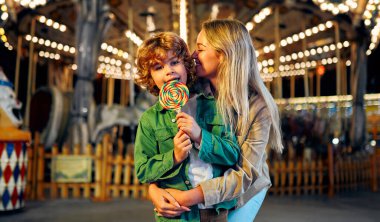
[0,68,29,211]
[0,67,22,128]
[91,90,157,144]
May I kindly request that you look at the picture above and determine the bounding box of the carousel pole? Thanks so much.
[334,21,342,138]
[290,76,295,98]
[334,21,342,96]
[265,81,271,93]
[317,71,321,97]
[342,61,347,95]
[101,76,107,103]
[63,66,71,90]
[71,0,112,152]
[119,77,127,138]
[126,0,136,145]
[302,21,309,98]
[24,17,36,129]
[48,61,54,87]
[309,72,314,96]
[349,32,367,149]
[188,0,195,51]
[14,35,22,97]
[107,77,114,107]
[31,52,38,93]
[69,66,74,91]
[128,0,135,107]
[274,6,282,99]
[120,78,126,105]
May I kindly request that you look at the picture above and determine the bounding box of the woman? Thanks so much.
[149,19,283,221]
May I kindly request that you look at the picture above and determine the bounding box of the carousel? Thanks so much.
[0,0,379,212]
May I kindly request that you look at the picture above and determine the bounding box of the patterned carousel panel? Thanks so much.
[0,141,28,211]
[0,184,25,211]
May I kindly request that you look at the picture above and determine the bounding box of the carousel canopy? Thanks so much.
[0,0,378,81]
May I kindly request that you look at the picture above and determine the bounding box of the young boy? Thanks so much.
[134,32,239,222]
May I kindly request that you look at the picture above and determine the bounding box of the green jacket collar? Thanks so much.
[153,101,165,112]
[197,79,215,100]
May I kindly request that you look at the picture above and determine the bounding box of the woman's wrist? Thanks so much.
[186,186,205,206]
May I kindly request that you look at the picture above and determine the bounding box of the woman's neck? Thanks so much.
[209,77,218,94]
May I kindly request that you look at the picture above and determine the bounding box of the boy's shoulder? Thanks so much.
[140,102,160,119]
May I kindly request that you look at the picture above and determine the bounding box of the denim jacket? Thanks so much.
[199,94,272,209]
[134,92,239,221]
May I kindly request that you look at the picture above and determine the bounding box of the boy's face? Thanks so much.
[150,51,187,90]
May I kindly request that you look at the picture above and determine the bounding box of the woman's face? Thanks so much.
[192,30,221,80]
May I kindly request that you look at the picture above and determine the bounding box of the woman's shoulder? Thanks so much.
[248,94,270,120]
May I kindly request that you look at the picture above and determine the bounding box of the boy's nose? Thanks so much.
[165,66,175,76]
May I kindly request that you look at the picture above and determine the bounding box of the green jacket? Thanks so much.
[134,93,239,222]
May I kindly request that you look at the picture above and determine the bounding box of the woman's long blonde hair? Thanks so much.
[202,19,283,153]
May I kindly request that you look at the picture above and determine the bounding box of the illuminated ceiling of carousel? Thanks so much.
[0,0,379,81]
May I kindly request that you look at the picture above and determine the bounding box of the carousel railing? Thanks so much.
[26,133,148,201]
[268,155,327,196]
[25,133,379,201]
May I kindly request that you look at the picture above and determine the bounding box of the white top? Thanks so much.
[181,95,213,209]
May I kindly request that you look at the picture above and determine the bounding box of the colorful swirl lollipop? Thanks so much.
[159,80,189,112]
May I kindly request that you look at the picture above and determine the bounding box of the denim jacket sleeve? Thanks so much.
[199,96,272,206]
[197,127,240,167]
[134,114,182,184]
[195,96,240,166]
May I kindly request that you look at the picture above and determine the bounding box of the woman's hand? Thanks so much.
[164,188,188,206]
[165,186,205,207]
[176,112,202,144]
[149,183,190,218]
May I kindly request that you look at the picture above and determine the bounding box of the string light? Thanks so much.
[125,30,143,46]
[313,0,380,55]
[0,27,12,50]
[246,7,272,31]
[38,50,60,60]
[100,42,129,60]
[38,16,67,32]
[98,55,122,67]
[25,35,75,55]
[259,41,350,68]
[13,0,47,9]
[313,0,353,15]
[367,14,380,55]
[258,21,334,56]
[70,62,132,79]
[179,0,187,43]
[260,56,342,81]
[0,3,8,21]
[275,93,380,106]
[97,62,134,80]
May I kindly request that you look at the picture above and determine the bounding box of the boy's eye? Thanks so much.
[152,65,163,71]
[170,60,180,66]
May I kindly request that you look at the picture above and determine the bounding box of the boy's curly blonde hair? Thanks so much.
[135,32,196,96]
